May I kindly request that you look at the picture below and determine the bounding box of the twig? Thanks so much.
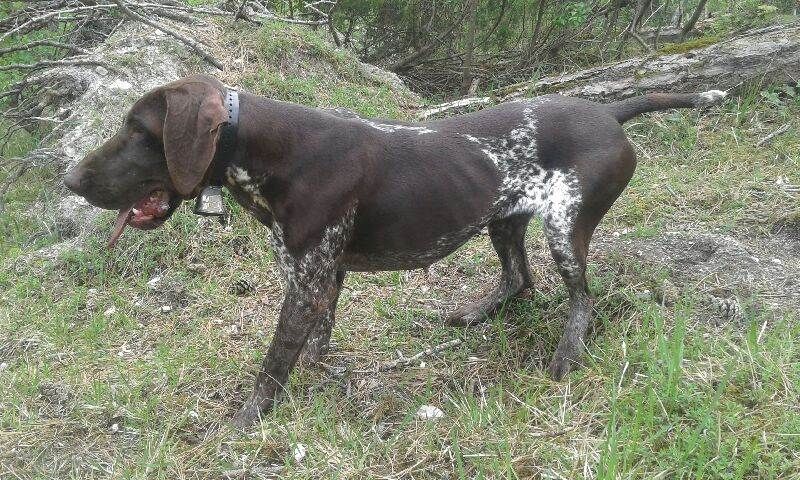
[418,96,492,119]
[0,40,90,56]
[112,0,224,71]
[0,59,112,72]
[378,338,463,371]
[756,124,791,147]
[0,4,115,42]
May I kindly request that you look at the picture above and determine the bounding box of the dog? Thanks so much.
[64,74,726,427]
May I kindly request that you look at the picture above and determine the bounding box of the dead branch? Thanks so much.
[111,0,223,70]
[0,59,115,73]
[378,338,463,371]
[756,124,791,147]
[418,96,492,119]
[0,40,90,57]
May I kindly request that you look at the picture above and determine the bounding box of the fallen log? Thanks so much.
[421,22,800,118]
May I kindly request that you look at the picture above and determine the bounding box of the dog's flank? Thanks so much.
[63,74,727,427]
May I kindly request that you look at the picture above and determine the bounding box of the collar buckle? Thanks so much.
[193,89,239,218]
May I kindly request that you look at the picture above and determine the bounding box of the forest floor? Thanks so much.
[1,18,799,480]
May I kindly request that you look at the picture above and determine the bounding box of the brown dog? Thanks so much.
[64,74,725,427]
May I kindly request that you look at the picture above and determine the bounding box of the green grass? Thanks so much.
[1,32,799,478]
[209,21,415,119]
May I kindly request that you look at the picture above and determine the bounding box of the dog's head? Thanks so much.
[64,74,228,246]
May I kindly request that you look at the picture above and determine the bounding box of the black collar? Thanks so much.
[208,89,239,186]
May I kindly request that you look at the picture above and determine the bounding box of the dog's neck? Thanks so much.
[224,92,330,183]
[204,90,240,187]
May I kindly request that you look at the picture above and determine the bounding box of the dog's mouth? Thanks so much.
[108,190,180,248]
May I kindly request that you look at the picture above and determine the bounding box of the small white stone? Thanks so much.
[109,79,132,90]
[147,276,162,290]
[188,410,199,419]
[415,405,445,420]
[95,66,108,76]
[0,362,8,372]
[109,423,119,433]
[103,306,117,317]
[292,443,307,463]
[771,258,783,265]
[160,305,172,313]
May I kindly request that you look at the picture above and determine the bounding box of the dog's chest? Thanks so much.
[225,167,273,225]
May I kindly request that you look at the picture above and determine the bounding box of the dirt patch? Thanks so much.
[593,226,800,315]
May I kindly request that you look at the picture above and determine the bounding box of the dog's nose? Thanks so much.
[63,168,84,195]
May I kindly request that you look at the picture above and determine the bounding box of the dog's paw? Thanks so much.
[230,400,263,430]
[444,307,487,327]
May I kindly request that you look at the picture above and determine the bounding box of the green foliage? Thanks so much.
[712,0,781,32]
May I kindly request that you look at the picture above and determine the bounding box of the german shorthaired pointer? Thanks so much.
[64,74,726,427]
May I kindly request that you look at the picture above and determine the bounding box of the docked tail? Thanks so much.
[608,90,727,123]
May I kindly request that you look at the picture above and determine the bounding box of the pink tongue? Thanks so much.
[108,207,133,249]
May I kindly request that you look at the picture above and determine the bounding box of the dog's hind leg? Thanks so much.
[299,270,346,364]
[543,215,594,380]
[546,149,636,379]
[446,214,533,327]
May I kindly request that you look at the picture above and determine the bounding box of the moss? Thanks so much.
[657,35,721,55]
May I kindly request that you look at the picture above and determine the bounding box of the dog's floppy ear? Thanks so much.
[162,82,227,197]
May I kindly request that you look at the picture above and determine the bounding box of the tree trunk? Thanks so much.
[508,23,800,101]
[531,0,547,47]
[420,22,800,117]
[680,0,708,40]
[460,0,479,95]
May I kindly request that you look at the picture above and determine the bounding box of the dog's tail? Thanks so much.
[608,90,727,124]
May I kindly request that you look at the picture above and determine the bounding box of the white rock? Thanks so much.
[147,276,162,290]
[95,66,108,76]
[415,405,445,420]
[160,305,172,313]
[0,362,8,372]
[109,79,132,90]
[103,306,117,317]
[292,443,307,463]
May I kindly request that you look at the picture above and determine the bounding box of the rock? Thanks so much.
[291,443,307,463]
[54,195,100,239]
[415,404,445,420]
[146,275,163,291]
[103,306,116,317]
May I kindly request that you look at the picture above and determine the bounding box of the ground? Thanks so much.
[1,21,799,480]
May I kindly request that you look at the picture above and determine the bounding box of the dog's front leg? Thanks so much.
[231,272,339,428]
[231,212,353,428]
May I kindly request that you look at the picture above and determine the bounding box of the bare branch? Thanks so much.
[111,0,224,70]
[378,339,463,371]
[0,40,90,57]
[0,59,117,73]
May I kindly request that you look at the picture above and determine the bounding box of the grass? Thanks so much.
[1,24,800,479]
